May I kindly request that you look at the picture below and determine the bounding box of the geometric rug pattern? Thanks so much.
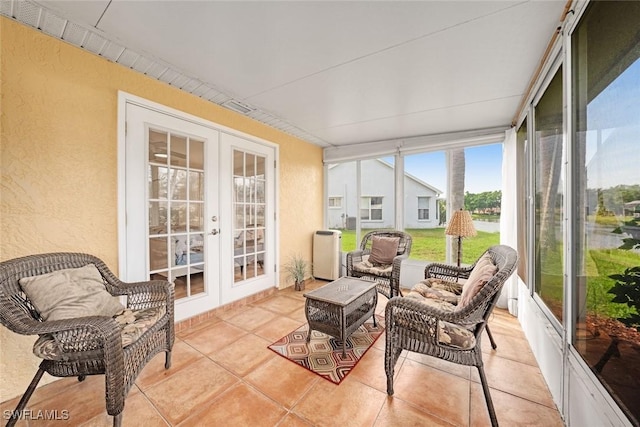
[267,315,384,384]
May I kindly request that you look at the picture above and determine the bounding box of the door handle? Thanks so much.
[209,229,219,235]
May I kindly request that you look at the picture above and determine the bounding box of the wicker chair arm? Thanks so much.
[391,253,408,280]
[424,262,474,281]
[113,280,174,310]
[345,249,365,275]
[346,249,365,262]
[50,316,123,353]
[385,295,473,325]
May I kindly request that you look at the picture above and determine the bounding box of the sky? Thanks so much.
[403,143,503,195]
[585,58,640,190]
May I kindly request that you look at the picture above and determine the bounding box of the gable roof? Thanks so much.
[329,159,442,195]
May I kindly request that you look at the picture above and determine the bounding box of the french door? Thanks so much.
[119,94,277,321]
[122,101,220,320]
[219,132,276,304]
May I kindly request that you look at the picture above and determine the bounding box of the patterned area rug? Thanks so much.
[268,315,384,384]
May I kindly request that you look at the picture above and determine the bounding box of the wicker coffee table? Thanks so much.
[303,276,378,357]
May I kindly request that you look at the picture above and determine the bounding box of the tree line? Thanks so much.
[464,190,501,214]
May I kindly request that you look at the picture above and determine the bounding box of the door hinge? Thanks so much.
[274,160,277,169]
[274,265,277,273]
[125,121,127,136]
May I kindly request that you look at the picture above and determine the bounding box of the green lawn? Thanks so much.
[339,228,639,324]
[339,228,500,264]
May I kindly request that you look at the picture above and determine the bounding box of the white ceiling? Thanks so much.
[25,0,567,148]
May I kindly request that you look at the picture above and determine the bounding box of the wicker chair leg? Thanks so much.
[165,350,172,369]
[386,374,394,396]
[78,375,86,382]
[385,347,402,396]
[113,412,123,427]
[7,367,45,427]
[486,325,497,350]
[477,365,499,427]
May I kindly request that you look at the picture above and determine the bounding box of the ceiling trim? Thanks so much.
[323,126,509,164]
[1,0,329,146]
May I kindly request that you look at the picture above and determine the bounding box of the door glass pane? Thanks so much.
[189,139,204,169]
[190,203,204,232]
[233,149,266,283]
[149,166,168,199]
[149,130,168,165]
[189,171,204,201]
[149,237,168,270]
[170,135,187,167]
[256,156,266,179]
[149,201,167,235]
[148,128,206,299]
[171,170,188,200]
[534,66,565,324]
[171,202,187,233]
[572,1,640,422]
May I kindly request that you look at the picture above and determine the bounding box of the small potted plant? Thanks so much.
[284,254,309,291]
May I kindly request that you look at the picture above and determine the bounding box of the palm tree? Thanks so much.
[448,148,466,262]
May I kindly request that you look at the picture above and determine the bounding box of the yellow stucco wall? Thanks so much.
[0,17,323,402]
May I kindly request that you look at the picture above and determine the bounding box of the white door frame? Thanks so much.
[117,92,279,320]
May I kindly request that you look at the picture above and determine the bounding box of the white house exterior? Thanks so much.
[327,159,442,229]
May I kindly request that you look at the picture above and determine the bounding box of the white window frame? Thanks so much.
[328,196,342,209]
[360,196,383,221]
[417,196,430,221]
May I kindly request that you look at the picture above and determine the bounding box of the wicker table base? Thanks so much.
[303,276,378,357]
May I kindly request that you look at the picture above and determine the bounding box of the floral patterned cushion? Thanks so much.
[33,306,166,361]
[404,281,476,349]
[395,293,476,349]
[438,320,476,350]
[353,256,393,278]
[413,279,462,304]
[405,289,456,312]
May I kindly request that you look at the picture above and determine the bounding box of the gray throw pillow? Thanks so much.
[19,264,125,321]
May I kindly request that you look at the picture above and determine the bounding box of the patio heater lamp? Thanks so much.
[445,209,477,267]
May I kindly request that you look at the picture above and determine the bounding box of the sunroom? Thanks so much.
[1,1,639,426]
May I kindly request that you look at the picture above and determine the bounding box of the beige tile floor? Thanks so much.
[1,281,564,426]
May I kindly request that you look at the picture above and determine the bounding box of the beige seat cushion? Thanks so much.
[353,256,393,278]
[19,264,125,321]
[456,253,497,309]
[368,236,400,265]
[33,306,166,360]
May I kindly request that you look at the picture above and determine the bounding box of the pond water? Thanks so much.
[473,220,500,233]
[471,221,636,249]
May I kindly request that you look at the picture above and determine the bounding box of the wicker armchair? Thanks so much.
[345,230,412,299]
[385,245,518,427]
[422,253,505,349]
[0,253,175,427]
